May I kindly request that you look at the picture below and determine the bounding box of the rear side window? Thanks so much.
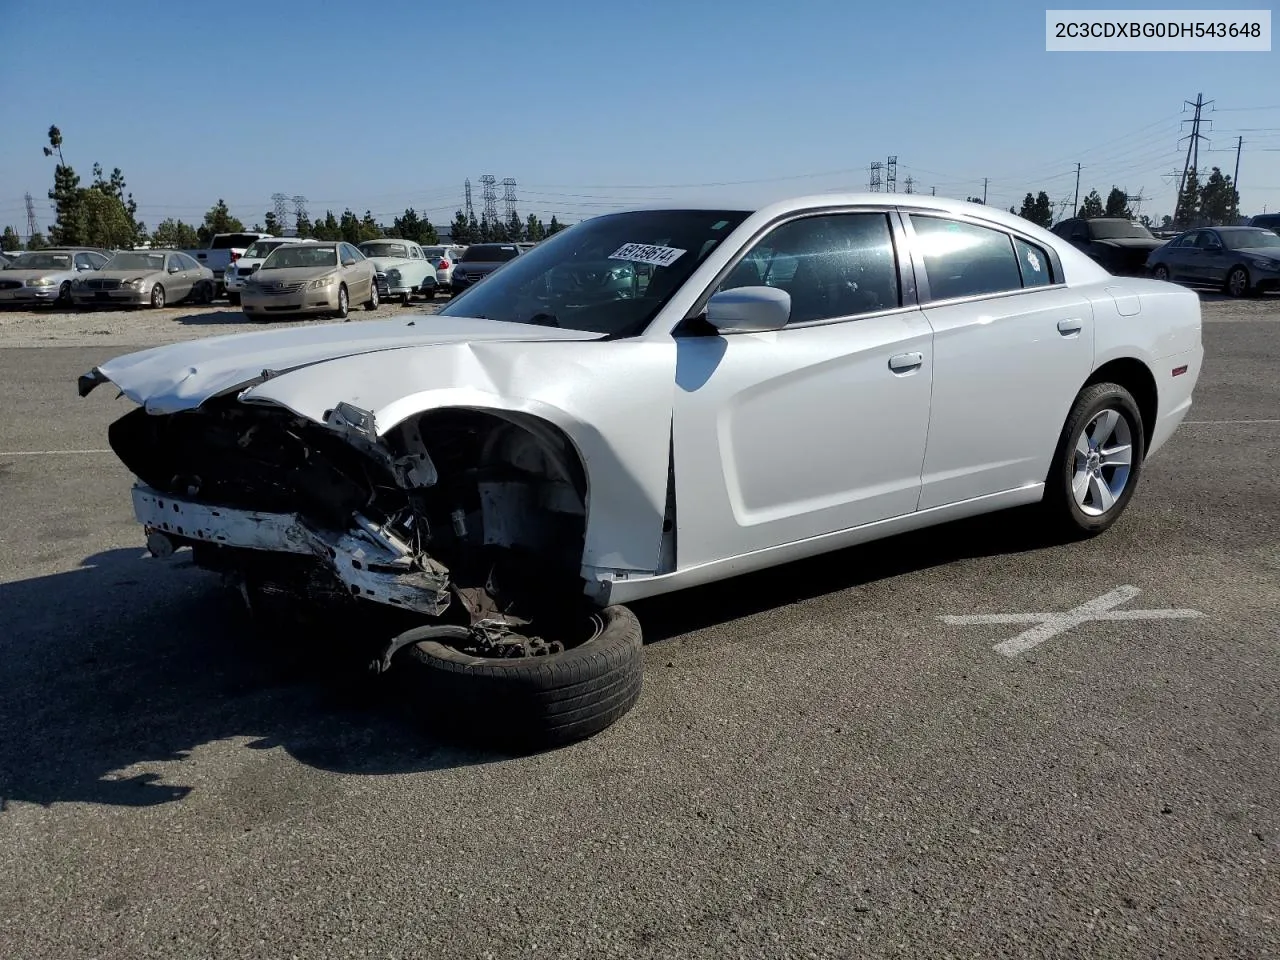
[1014,237,1054,287]
[909,216,1023,301]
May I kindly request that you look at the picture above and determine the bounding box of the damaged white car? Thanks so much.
[80,194,1203,748]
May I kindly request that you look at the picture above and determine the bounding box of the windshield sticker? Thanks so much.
[609,243,687,268]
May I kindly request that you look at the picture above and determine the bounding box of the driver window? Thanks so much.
[716,212,901,324]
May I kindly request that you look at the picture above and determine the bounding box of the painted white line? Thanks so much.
[940,585,1205,658]
[0,449,113,456]
[1177,417,1280,424]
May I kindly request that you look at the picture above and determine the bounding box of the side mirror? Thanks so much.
[1205,243,1223,253]
[168,264,181,273]
[342,258,357,267]
[705,285,791,334]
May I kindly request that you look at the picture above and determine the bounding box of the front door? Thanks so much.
[902,212,1097,510]
[670,210,935,569]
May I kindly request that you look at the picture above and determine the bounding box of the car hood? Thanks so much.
[1,268,78,282]
[363,256,415,271]
[247,265,339,284]
[79,314,604,414]
[1095,237,1165,250]
[92,268,167,282]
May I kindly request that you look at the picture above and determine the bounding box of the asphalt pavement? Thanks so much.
[0,298,1276,959]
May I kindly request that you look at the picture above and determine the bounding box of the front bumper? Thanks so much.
[131,484,450,615]
[241,288,341,315]
[71,288,152,305]
[0,286,64,303]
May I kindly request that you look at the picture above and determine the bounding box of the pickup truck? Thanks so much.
[181,232,274,298]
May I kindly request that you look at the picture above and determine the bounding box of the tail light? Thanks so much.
[439,259,450,269]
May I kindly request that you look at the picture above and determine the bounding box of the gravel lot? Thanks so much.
[0,293,1276,959]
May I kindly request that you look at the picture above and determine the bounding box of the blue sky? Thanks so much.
[1,0,1277,235]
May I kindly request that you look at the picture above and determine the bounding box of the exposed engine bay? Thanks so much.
[107,398,592,658]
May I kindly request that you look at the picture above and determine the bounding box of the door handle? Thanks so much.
[1056,318,1083,336]
[888,352,923,373]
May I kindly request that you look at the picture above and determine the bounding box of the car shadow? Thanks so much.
[0,506,1055,812]
[170,309,261,326]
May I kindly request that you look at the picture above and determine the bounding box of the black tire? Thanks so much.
[1225,265,1250,298]
[1041,382,1146,538]
[57,280,72,305]
[150,284,166,309]
[421,286,435,301]
[227,292,241,306]
[1152,264,1170,282]
[334,283,349,320]
[364,279,379,311]
[396,605,644,752]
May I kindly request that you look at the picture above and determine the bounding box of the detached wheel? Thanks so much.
[150,284,166,309]
[1225,265,1250,298]
[394,605,644,751]
[1041,382,1145,538]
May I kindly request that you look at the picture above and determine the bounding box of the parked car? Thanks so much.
[1249,212,1280,235]
[422,243,467,294]
[71,250,216,308]
[180,232,274,297]
[357,238,436,303]
[1050,217,1166,276]
[448,242,522,294]
[239,241,378,320]
[224,237,322,305]
[0,247,111,305]
[0,251,12,269]
[77,194,1202,749]
[1146,225,1280,297]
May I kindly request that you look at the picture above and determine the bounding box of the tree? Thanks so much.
[1077,189,1105,219]
[467,211,481,241]
[391,208,437,244]
[1160,214,1174,229]
[525,213,545,242]
[263,211,282,234]
[339,208,362,244]
[79,188,138,249]
[151,218,200,248]
[294,211,312,238]
[44,125,84,245]
[27,232,48,250]
[360,210,383,242]
[1198,167,1239,225]
[312,210,341,240]
[449,209,473,244]
[1104,187,1132,219]
[1139,215,1152,228]
[91,162,145,241]
[197,199,245,244]
[1175,169,1201,228]
[1,226,19,251]
[965,196,984,205]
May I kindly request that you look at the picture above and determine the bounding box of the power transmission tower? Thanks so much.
[868,162,882,192]
[1124,189,1146,216]
[271,193,289,232]
[904,177,914,194]
[1073,162,1082,213]
[463,179,474,220]
[291,195,309,226]
[479,175,498,225]
[24,192,38,240]
[502,178,517,221]
[886,156,897,193]
[1175,92,1213,225]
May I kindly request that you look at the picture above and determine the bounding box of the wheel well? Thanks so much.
[1086,358,1157,449]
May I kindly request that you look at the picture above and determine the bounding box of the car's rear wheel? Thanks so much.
[1225,265,1251,298]
[1153,264,1170,282]
[150,284,166,309]
[391,605,644,752]
[421,286,435,301]
[1041,382,1145,538]
[334,283,349,320]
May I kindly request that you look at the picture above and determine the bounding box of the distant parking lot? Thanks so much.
[0,293,1276,958]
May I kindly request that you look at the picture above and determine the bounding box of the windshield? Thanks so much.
[360,242,409,258]
[1223,229,1280,250]
[105,252,166,272]
[460,244,521,263]
[437,209,751,336]
[421,247,445,259]
[243,240,290,259]
[1090,220,1154,240]
[261,246,338,269]
[9,253,74,270]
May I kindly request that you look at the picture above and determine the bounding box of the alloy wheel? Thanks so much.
[1071,408,1133,516]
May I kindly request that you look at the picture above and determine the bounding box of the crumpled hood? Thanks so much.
[81,314,604,414]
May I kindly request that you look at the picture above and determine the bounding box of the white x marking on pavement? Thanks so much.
[940,585,1205,658]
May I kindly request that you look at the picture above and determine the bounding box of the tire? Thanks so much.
[334,283,349,320]
[226,292,241,306]
[421,286,435,301]
[56,280,72,305]
[396,605,644,752]
[364,279,379,311]
[1041,382,1146,538]
[1225,265,1250,298]
[150,284,166,309]
[200,281,214,305]
[1152,264,1170,282]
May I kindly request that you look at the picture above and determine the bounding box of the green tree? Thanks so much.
[449,209,473,244]
[339,208,362,244]
[79,189,138,249]
[360,210,383,242]
[314,210,341,240]
[91,163,144,242]
[1198,167,1239,225]
[546,215,568,236]
[505,208,524,241]
[294,211,312,238]
[44,125,84,245]
[1175,169,1201,228]
[197,199,245,244]
[263,211,281,234]
[1,226,19,251]
[525,213,545,241]
[1104,187,1132,219]
[965,196,984,204]
[1077,189,1105,219]
[27,232,48,250]
[151,218,200,248]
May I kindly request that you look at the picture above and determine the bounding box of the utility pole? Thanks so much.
[982,177,989,205]
[930,186,936,196]
[1073,162,1082,213]
[1175,92,1213,225]
[1232,136,1243,221]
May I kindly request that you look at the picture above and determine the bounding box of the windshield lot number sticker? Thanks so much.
[609,243,686,268]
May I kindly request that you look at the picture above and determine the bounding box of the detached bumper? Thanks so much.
[132,485,450,615]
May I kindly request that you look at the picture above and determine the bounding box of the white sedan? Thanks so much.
[78,194,1202,749]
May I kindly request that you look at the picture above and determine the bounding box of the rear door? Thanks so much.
[903,212,1096,510]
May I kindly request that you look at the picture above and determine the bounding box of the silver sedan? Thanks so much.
[71,251,217,308]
